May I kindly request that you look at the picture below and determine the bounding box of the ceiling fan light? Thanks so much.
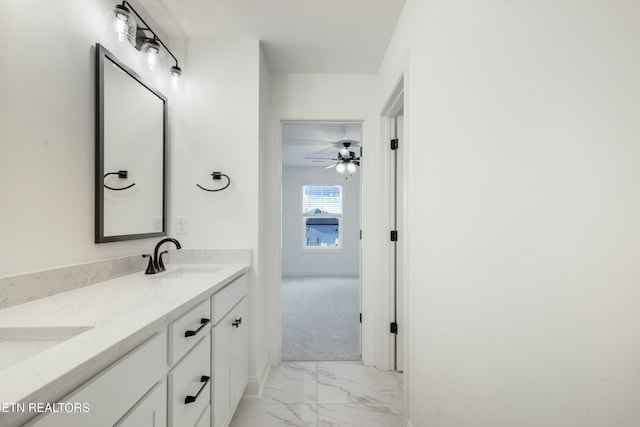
[339,148,350,158]
[347,162,357,174]
[336,163,347,174]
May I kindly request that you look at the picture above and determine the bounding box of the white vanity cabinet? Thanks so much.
[27,332,168,427]
[212,275,248,427]
[19,271,249,427]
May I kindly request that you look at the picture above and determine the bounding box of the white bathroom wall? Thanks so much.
[281,166,360,277]
[270,73,377,120]
[377,1,640,426]
[169,40,260,251]
[0,0,180,277]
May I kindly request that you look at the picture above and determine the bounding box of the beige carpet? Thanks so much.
[281,276,361,361]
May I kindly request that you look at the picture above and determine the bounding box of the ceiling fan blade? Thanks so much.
[305,157,338,160]
[283,137,333,144]
[324,163,339,169]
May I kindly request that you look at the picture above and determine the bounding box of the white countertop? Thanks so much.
[0,262,250,426]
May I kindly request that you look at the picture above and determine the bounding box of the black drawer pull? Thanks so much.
[232,317,242,328]
[184,375,210,404]
[185,318,210,337]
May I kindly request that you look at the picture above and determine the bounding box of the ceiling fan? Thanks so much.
[305,141,361,174]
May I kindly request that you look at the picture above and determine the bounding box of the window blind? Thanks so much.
[302,185,342,215]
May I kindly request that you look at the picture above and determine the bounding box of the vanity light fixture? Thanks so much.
[107,1,183,89]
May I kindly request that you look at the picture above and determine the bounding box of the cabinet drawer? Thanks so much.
[169,299,211,365]
[28,332,167,427]
[169,334,211,427]
[212,275,247,325]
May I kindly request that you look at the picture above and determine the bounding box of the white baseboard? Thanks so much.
[243,361,271,397]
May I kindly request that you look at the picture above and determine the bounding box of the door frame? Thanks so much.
[381,77,405,372]
[270,117,365,366]
[266,72,409,374]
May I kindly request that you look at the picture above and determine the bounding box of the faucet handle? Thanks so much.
[142,254,156,275]
[158,251,169,272]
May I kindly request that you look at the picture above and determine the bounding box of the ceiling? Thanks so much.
[137,0,406,73]
[282,123,362,167]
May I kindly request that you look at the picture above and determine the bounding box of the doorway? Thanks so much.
[280,121,363,361]
[381,76,405,373]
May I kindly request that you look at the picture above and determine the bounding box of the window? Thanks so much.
[302,185,342,249]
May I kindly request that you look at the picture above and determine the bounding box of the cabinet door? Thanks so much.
[212,317,231,427]
[229,299,247,408]
[115,380,167,427]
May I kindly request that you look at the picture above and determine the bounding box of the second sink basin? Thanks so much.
[0,326,93,372]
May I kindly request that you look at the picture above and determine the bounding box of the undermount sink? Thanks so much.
[0,326,93,371]
[153,267,222,280]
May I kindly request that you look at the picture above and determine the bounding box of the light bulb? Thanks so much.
[170,66,182,91]
[147,46,159,70]
[339,148,350,158]
[347,162,357,174]
[113,16,127,43]
[141,39,162,71]
[336,163,347,174]
[106,5,136,47]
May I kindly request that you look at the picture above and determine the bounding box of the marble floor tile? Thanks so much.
[317,378,403,405]
[269,362,318,381]
[317,403,404,427]
[317,362,395,381]
[258,380,318,405]
[230,402,318,427]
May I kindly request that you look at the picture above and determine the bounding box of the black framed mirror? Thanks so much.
[95,43,167,243]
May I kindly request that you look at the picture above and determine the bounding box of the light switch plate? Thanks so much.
[176,216,188,234]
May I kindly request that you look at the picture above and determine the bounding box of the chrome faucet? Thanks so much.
[153,238,182,272]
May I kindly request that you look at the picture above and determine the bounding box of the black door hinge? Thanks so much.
[390,322,398,334]
[359,313,362,323]
[390,230,398,241]
[360,229,363,240]
[390,138,398,150]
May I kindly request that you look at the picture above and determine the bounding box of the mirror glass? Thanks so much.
[95,44,167,243]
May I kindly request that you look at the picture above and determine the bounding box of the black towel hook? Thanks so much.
[104,170,136,191]
[196,171,230,192]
